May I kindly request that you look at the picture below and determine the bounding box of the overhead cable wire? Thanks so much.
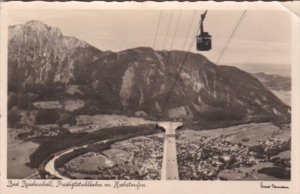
[182,10,198,51]
[162,11,175,49]
[160,10,203,114]
[160,28,200,114]
[169,10,183,50]
[153,10,162,49]
[215,10,247,65]
[164,10,183,70]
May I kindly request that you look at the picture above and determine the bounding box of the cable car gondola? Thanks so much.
[197,10,212,51]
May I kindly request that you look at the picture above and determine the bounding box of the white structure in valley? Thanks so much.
[157,121,183,180]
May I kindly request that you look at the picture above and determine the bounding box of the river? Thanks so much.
[44,121,182,180]
[44,140,108,179]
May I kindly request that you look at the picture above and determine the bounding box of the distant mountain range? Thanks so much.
[7,21,291,127]
[252,72,291,106]
[252,72,291,91]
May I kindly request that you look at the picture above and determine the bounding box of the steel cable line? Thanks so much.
[153,10,163,49]
[164,10,183,71]
[215,10,247,65]
[210,11,246,101]
[182,10,198,51]
[160,28,200,115]
[159,11,202,114]
[162,11,175,49]
[169,10,183,50]
[150,10,175,124]
[165,10,197,72]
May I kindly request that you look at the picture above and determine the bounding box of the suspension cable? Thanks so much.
[162,11,175,49]
[169,10,183,50]
[215,10,247,64]
[182,10,198,51]
[160,10,202,114]
[152,10,162,49]
[164,10,183,69]
[160,28,200,114]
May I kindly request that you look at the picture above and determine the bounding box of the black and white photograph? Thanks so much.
[1,2,300,194]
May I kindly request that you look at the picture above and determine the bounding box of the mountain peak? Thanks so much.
[8,20,103,85]
[25,20,48,27]
[10,20,50,32]
[9,20,92,49]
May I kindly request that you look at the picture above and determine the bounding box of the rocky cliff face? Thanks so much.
[8,20,103,88]
[76,47,290,121]
[8,21,291,126]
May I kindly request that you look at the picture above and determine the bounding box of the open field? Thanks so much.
[218,162,282,180]
[103,149,131,161]
[66,152,113,172]
[8,128,40,178]
[8,141,39,178]
[181,122,289,146]
[70,114,155,133]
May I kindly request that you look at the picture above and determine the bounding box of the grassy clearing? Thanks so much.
[183,122,288,146]
[103,149,131,162]
[218,162,282,181]
[8,141,39,178]
[72,114,155,133]
[66,152,111,172]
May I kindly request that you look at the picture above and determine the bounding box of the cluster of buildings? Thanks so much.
[65,134,165,180]
[177,133,289,180]
[57,129,289,180]
[107,135,164,180]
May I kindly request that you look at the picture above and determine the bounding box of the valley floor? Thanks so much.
[7,117,290,181]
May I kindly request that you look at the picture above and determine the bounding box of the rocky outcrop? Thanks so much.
[8,20,103,89]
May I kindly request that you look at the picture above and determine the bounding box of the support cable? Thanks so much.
[215,10,247,65]
[182,11,198,51]
[153,10,163,49]
[162,11,175,49]
[160,28,200,114]
[169,10,183,50]
[164,10,183,70]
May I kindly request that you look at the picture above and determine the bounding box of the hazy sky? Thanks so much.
[7,9,291,76]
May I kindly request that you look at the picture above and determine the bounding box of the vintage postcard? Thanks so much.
[0,1,299,194]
